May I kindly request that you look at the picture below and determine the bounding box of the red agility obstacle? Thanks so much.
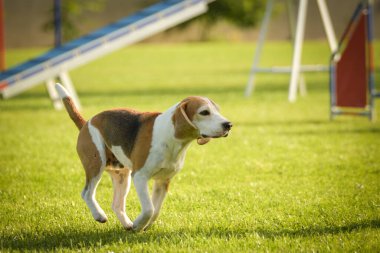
[330,0,378,120]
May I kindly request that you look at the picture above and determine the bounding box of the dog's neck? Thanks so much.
[156,104,193,144]
[150,105,192,166]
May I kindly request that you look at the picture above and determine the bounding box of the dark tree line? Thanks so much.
[43,0,266,42]
[206,0,266,27]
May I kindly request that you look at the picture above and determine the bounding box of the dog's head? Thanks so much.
[172,96,232,144]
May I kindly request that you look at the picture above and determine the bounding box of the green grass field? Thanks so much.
[1,42,380,252]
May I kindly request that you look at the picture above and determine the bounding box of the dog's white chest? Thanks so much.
[143,105,190,180]
[149,139,189,180]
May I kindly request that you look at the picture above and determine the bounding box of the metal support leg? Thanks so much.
[317,0,338,53]
[59,71,81,110]
[286,0,296,39]
[245,0,274,97]
[45,78,63,110]
[288,0,307,97]
[288,0,308,102]
[298,74,307,96]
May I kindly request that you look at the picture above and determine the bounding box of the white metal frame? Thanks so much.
[245,0,338,102]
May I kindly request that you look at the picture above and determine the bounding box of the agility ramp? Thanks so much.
[0,0,208,109]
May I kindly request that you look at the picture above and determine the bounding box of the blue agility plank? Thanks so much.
[0,0,208,98]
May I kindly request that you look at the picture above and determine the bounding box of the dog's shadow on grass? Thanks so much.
[2,219,379,251]
[253,219,380,238]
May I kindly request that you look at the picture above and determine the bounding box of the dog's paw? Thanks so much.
[124,221,134,231]
[132,212,153,232]
[132,224,142,232]
[132,222,149,232]
[95,216,108,223]
[94,213,108,223]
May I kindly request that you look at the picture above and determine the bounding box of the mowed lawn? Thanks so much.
[1,42,380,252]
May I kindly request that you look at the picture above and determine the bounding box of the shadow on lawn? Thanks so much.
[79,86,243,98]
[3,85,243,101]
[239,119,380,135]
[254,219,380,239]
[0,86,242,112]
[2,219,379,251]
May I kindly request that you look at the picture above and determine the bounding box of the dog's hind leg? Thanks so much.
[107,168,133,230]
[77,123,108,223]
[81,171,107,223]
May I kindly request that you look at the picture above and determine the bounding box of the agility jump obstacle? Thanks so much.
[330,0,378,121]
[0,0,209,109]
[245,0,338,102]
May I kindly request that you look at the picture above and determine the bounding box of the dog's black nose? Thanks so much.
[222,121,233,131]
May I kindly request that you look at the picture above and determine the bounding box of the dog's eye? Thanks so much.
[199,110,210,116]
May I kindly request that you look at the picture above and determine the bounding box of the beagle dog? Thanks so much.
[55,83,232,231]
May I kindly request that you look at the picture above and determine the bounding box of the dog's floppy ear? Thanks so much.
[172,101,198,140]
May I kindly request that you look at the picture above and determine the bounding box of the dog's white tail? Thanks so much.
[55,83,70,99]
[55,83,86,130]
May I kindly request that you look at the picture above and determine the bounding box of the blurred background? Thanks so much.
[1,2,380,252]
[4,0,380,48]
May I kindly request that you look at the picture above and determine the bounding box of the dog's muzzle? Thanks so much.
[201,121,232,139]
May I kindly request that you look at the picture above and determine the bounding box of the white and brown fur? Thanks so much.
[55,83,232,231]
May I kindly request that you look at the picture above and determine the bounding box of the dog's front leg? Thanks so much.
[144,179,170,230]
[132,172,154,231]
